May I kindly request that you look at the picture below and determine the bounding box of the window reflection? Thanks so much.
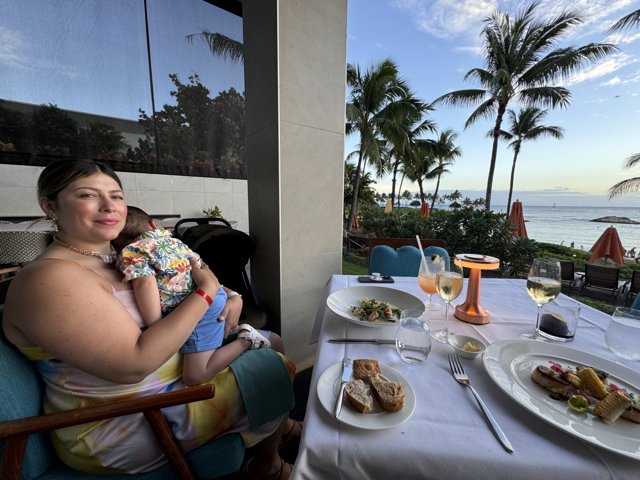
[0,0,245,178]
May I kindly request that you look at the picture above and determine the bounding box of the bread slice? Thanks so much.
[344,379,374,413]
[353,359,381,383]
[370,375,404,412]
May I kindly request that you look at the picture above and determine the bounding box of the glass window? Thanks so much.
[0,0,245,178]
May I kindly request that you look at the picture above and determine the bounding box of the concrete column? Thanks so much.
[243,0,347,369]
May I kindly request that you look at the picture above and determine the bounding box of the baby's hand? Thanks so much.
[190,257,219,295]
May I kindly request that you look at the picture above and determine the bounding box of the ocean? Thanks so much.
[494,205,640,252]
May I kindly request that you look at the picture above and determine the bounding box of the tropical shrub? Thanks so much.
[358,204,537,276]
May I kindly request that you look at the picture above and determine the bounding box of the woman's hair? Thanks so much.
[112,206,153,251]
[38,158,123,200]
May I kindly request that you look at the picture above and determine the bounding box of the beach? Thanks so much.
[495,205,640,251]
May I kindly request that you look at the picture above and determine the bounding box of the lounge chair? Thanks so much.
[559,260,578,295]
[579,264,624,303]
[623,269,640,306]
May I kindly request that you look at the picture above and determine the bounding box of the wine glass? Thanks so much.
[521,258,561,340]
[431,261,463,343]
[418,255,445,311]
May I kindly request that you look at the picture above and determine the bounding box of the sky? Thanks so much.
[346,0,640,208]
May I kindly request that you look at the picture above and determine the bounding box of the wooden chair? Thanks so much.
[579,264,624,303]
[0,277,244,480]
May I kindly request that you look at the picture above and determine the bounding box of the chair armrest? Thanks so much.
[0,384,214,438]
[0,385,214,480]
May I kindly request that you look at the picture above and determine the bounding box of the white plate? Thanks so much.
[316,361,416,430]
[483,340,640,460]
[326,286,424,328]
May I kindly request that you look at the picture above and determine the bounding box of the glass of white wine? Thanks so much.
[431,261,463,343]
[418,255,445,311]
[521,258,561,340]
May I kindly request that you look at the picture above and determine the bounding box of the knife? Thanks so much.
[334,357,353,418]
[329,338,395,345]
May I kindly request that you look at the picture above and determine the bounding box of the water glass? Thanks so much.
[396,309,431,364]
[538,297,581,342]
[605,307,640,360]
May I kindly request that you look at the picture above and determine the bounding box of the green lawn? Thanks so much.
[342,259,368,275]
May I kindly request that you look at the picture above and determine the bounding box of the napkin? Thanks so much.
[229,349,294,429]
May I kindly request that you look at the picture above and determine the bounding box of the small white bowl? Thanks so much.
[448,334,487,359]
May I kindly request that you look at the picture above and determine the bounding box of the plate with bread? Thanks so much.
[326,286,424,327]
[484,340,640,460]
[317,359,416,429]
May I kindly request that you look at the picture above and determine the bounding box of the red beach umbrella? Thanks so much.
[508,200,528,239]
[420,202,430,218]
[588,226,625,265]
[352,212,360,230]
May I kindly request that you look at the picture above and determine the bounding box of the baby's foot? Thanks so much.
[237,324,271,349]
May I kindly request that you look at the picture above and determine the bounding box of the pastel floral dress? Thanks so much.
[17,263,295,475]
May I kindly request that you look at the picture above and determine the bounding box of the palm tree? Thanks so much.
[609,154,640,198]
[434,2,615,211]
[386,96,435,210]
[186,29,244,63]
[345,59,413,231]
[496,108,563,216]
[429,129,461,211]
[607,9,640,198]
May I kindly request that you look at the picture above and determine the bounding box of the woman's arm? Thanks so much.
[131,276,162,326]
[3,258,219,384]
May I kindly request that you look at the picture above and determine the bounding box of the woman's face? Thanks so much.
[45,172,126,243]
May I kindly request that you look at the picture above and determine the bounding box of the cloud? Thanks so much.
[0,26,28,68]
[392,0,498,39]
[602,76,623,86]
[567,53,637,85]
[393,0,638,44]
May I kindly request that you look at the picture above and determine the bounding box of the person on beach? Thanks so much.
[2,159,299,479]
[113,206,273,386]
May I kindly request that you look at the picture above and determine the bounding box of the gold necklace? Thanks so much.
[54,237,116,264]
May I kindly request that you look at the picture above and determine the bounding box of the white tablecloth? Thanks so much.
[292,275,640,480]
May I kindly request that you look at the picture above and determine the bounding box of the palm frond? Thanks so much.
[608,177,640,197]
[609,9,640,34]
[186,30,243,64]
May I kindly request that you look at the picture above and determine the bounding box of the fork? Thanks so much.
[448,353,514,453]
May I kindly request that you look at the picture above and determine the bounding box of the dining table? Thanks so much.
[291,275,640,480]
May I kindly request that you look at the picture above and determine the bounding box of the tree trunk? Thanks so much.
[389,159,400,212]
[506,145,520,218]
[485,103,507,211]
[346,149,365,232]
[418,178,425,203]
[431,174,442,211]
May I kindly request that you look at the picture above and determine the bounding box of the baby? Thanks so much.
[113,206,270,385]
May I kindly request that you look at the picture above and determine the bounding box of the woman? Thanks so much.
[2,159,298,479]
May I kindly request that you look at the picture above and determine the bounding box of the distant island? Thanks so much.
[590,216,640,224]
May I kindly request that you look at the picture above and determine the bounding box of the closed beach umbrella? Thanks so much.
[508,200,528,238]
[588,226,625,265]
[352,212,360,230]
[421,202,430,218]
[384,199,392,214]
